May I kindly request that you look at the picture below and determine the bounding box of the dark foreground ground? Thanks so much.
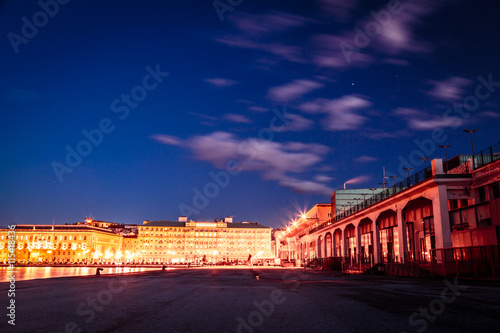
[1,268,500,333]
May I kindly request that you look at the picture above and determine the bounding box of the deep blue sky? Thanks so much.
[1,0,499,228]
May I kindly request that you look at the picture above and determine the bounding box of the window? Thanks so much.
[423,217,435,236]
[478,186,486,203]
[492,182,500,199]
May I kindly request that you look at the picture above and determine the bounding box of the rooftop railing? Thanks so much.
[471,141,500,169]
[333,165,433,223]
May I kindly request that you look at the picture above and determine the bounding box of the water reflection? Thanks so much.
[0,266,161,281]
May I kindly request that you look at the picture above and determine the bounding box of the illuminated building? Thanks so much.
[137,217,273,264]
[282,143,500,273]
[0,224,123,264]
[0,217,273,265]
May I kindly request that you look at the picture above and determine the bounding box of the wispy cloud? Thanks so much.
[267,79,323,102]
[373,0,441,55]
[355,156,377,163]
[151,134,183,146]
[299,94,371,131]
[281,113,314,132]
[152,131,331,194]
[278,176,333,195]
[189,111,218,121]
[311,0,445,69]
[204,78,238,87]
[480,111,500,118]
[426,76,471,101]
[224,113,253,123]
[394,107,462,130]
[248,105,268,112]
[230,11,308,36]
[312,33,373,68]
[215,11,308,64]
[216,36,304,63]
[313,174,333,183]
[363,129,408,140]
[318,0,358,22]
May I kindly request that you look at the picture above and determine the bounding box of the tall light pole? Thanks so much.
[439,144,452,174]
[419,157,430,171]
[389,175,399,186]
[464,129,478,168]
[378,182,386,188]
[403,167,413,178]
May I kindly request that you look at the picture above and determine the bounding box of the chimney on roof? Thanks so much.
[179,216,188,222]
[224,217,233,223]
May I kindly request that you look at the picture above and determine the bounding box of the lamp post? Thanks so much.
[464,129,478,168]
[378,182,386,188]
[389,175,399,186]
[403,167,413,178]
[439,145,452,173]
[419,157,430,170]
[347,201,354,208]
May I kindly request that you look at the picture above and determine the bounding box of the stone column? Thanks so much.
[373,219,380,264]
[432,185,452,249]
[355,224,361,264]
[397,208,408,263]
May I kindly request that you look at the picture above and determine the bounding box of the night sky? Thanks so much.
[1,0,499,228]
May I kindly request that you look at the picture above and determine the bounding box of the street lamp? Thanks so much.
[439,145,452,174]
[464,129,478,168]
[347,201,354,208]
[419,157,430,170]
[403,167,413,178]
[378,182,386,188]
[389,175,399,186]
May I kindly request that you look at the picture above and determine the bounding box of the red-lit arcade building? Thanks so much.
[281,143,500,277]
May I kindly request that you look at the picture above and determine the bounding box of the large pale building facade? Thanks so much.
[0,217,273,264]
[0,224,123,264]
[137,217,273,264]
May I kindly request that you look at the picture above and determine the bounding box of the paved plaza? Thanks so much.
[2,268,500,333]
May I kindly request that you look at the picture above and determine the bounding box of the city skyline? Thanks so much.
[1,0,500,228]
